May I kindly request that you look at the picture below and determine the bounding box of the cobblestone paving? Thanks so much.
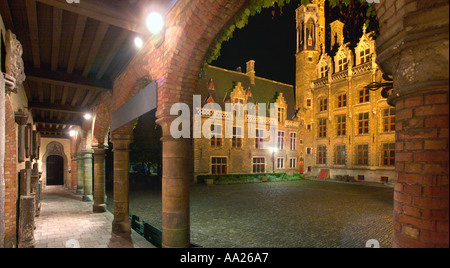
[106,180,394,248]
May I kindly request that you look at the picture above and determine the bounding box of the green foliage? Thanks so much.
[197,173,303,185]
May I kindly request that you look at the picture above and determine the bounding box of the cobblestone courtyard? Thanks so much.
[106,180,394,248]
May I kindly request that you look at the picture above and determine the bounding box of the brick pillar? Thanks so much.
[76,152,84,195]
[92,144,107,213]
[110,131,133,235]
[156,115,191,248]
[375,1,449,248]
[82,149,94,202]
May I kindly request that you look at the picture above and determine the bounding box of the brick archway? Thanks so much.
[94,0,448,248]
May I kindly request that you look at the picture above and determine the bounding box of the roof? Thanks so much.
[197,64,297,119]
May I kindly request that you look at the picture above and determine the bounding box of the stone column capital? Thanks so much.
[374,1,449,105]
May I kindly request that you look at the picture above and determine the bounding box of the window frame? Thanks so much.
[290,132,297,151]
[318,118,327,138]
[356,144,369,166]
[252,157,266,173]
[358,112,370,135]
[317,145,327,165]
[359,88,370,103]
[382,143,396,167]
[232,126,243,148]
[383,108,396,133]
[336,115,347,136]
[211,157,227,175]
[337,93,347,108]
[335,144,346,165]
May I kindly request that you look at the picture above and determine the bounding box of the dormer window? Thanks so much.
[320,65,328,78]
[360,48,371,64]
[338,58,348,72]
[278,107,285,123]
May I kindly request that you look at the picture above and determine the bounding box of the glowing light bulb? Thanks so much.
[134,37,143,48]
[84,113,92,120]
[146,12,164,34]
[69,130,77,137]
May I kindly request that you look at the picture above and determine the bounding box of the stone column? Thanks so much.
[111,132,133,235]
[70,153,78,193]
[82,150,94,202]
[375,1,449,248]
[156,116,191,248]
[92,144,107,213]
[76,152,84,195]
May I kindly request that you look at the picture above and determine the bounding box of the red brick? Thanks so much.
[425,93,449,105]
[404,96,424,108]
[420,230,449,245]
[394,230,435,248]
[424,140,448,150]
[414,151,449,163]
[415,104,449,117]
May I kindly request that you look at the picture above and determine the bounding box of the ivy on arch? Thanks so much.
[204,0,378,67]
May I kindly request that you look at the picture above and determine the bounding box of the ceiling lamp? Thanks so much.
[146,12,165,35]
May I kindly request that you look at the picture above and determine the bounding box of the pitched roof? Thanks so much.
[197,64,297,119]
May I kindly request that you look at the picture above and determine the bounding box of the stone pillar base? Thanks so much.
[82,195,93,202]
[93,203,106,213]
[112,220,131,235]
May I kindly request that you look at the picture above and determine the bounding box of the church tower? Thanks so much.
[295,1,325,110]
[295,0,325,169]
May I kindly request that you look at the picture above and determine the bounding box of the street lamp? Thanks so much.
[272,146,278,173]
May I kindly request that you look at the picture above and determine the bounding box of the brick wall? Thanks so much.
[393,91,449,248]
[3,97,16,248]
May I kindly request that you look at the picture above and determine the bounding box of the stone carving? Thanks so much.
[5,30,26,93]
[47,142,64,156]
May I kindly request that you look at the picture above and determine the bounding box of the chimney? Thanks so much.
[246,60,255,85]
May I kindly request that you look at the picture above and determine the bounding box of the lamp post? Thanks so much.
[272,147,278,173]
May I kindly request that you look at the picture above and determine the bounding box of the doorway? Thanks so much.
[46,155,64,186]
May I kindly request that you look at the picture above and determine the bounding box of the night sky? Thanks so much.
[211,2,299,86]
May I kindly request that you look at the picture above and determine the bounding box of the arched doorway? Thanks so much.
[46,155,64,186]
[42,142,69,188]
